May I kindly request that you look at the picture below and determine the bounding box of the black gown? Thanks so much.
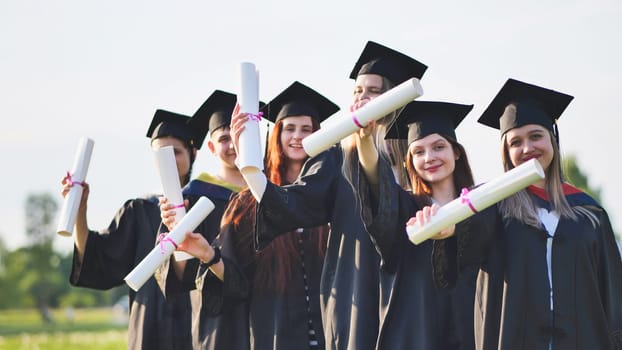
[433,184,622,349]
[70,195,193,350]
[214,190,327,349]
[360,159,475,350]
[157,174,250,350]
[254,146,381,350]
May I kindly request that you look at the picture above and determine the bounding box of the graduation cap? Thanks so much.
[191,90,238,140]
[349,41,428,85]
[385,101,474,145]
[146,109,194,146]
[477,78,574,140]
[262,81,340,124]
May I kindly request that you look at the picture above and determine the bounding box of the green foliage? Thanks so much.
[0,192,127,311]
[0,307,127,349]
[25,193,58,246]
[563,155,602,203]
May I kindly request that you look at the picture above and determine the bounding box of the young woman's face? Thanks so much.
[409,133,457,186]
[208,126,237,169]
[352,74,384,110]
[151,136,192,178]
[280,116,314,163]
[505,124,554,172]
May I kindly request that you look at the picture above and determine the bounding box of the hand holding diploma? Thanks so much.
[230,103,268,203]
[154,145,193,261]
[236,62,263,173]
[406,159,545,245]
[57,137,95,237]
[124,196,215,291]
[302,77,423,157]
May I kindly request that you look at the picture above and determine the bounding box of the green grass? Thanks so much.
[0,308,127,349]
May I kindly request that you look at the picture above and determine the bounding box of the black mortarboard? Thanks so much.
[146,109,194,145]
[191,90,238,141]
[349,41,428,85]
[477,78,574,139]
[385,101,473,145]
[262,81,340,124]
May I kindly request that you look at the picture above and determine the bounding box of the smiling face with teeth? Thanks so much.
[280,115,315,164]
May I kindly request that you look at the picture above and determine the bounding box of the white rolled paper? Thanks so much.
[302,78,424,157]
[154,146,193,261]
[57,137,95,237]
[237,62,263,173]
[124,196,215,291]
[406,159,545,245]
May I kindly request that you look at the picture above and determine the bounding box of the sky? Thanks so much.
[1,0,620,254]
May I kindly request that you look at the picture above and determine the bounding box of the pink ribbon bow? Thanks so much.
[460,187,478,214]
[66,171,85,187]
[158,233,178,254]
[248,111,263,122]
[352,113,365,129]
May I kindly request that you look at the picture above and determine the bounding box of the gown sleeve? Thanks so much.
[254,147,339,250]
[70,198,158,289]
[196,194,252,316]
[431,203,498,289]
[593,208,622,348]
[358,156,415,272]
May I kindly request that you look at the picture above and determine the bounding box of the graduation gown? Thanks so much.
[434,185,622,349]
[361,161,475,350]
[214,190,326,350]
[254,146,381,350]
[70,195,193,350]
[158,173,250,350]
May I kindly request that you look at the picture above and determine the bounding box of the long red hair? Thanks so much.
[225,117,328,294]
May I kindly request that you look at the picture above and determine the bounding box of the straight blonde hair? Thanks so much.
[498,129,598,228]
[341,76,410,200]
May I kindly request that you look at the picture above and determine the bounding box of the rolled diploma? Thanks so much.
[57,137,95,237]
[154,146,193,261]
[302,78,423,157]
[237,62,263,173]
[124,196,215,291]
[406,158,545,245]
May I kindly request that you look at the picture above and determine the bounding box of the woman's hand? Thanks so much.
[406,204,455,240]
[61,174,89,204]
[159,197,189,231]
[229,103,249,156]
[178,232,214,263]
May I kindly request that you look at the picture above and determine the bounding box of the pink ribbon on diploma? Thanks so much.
[158,233,178,254]
[66,171,85,187]
[352,114,365,129]
[460,187,478,214]
[248,111,263,122]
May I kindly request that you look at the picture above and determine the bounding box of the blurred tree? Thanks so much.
[563,155,602,203]
[0,194,141,314]
[564,155,620,244]
[23,193,59,322]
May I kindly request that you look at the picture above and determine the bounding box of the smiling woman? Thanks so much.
[431,78,622,349]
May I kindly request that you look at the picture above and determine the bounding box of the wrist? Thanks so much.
[201,245,221,268]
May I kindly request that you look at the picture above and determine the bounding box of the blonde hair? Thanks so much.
[498,128,598,228]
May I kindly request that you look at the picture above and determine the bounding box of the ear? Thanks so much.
[192,147,198,159]
[207,139,216,154]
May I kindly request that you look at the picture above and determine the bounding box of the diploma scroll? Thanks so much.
[124,196,215,291]
[302,78,423,157]
[237,62,263,173]
[57,137,95,237]
[154,146,193,261]
[406,159,545,245]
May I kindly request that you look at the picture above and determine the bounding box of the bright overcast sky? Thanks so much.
[1,0,620,253]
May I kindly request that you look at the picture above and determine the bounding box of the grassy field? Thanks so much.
[0,308,127,350]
